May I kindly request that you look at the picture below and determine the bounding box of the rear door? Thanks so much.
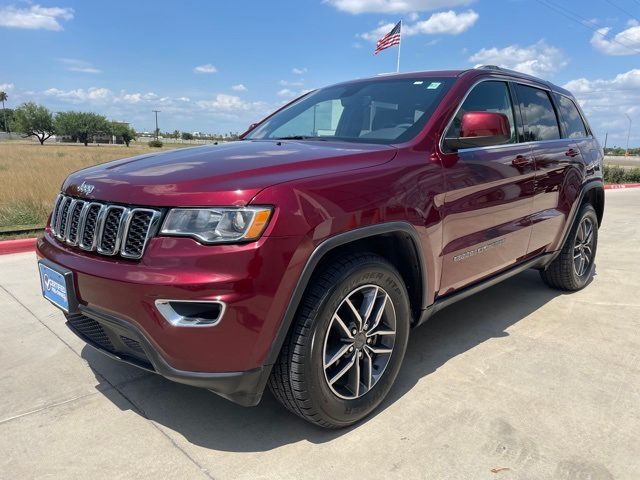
[513,84,585,254]
[555,92,602,179]
[438,80,536,295]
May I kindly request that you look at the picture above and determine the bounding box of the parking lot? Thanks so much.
[1,188,639,480]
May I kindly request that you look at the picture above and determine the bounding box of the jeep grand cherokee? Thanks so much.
[37,66,604,428]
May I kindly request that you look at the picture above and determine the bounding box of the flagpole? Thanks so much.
[396,20,402,73]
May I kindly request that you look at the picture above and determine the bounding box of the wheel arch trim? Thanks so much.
[548,179,604,265]
[264,221,427,365]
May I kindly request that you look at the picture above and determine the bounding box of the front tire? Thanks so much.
[540,203,598,291]
[268,253,410,428]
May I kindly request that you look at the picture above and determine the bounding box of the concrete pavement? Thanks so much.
[1,189,639,479]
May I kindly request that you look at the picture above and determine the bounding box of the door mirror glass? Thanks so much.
[444,112,511,150]
[239,123,259,138]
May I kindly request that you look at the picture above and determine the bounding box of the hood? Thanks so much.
[62,140,397,206]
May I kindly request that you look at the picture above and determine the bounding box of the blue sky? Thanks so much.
[1,0,639,145]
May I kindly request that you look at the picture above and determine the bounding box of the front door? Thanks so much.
[438,80,536,296]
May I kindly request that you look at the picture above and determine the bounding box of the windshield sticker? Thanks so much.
[427,82,441,90]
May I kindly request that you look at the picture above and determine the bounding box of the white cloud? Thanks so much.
[277,88,297,98]
[231,84,247,91]
[31,85,272,132]
[44,87,112,102]
[407,9,477,34]
[193,64,218,74]
[69,66,101,74]
[119,92,160,104]
[0,4,73,30]
[361,22,400,41]
[58,58,102,74]
[590,25,640,56]
[40,86,269,117]
[326,0,471,14]
[43,87,165,105]
[197,94,266,113]
[563,69,640,144]
[120,93,143,104]
[279,79,304,87]
[408,12,419,21]
[360,10,478,41]
[469,40,567,76]
[292,67,307,75]
[564,69,640,97]
[0,83,15,92]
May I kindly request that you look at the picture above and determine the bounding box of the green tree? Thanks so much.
[53,111,78,142]
[0,91,8,132]
[173,129,180,139]
[181,131,193,140]
[55,111,110,146]
[111,122,137,147]
[11,102,55,144]
[0,108,13,132]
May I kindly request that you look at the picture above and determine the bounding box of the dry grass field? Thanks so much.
[2,143,635,232]
[0,142,181,229]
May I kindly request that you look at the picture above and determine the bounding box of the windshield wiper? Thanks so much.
[272,135,329,141]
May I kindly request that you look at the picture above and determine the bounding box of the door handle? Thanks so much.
[565,148,579,158]
[512,155,531,168]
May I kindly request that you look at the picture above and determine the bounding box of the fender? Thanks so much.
[264,221,427,365]
[546,178,604,265]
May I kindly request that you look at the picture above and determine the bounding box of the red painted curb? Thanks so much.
[0,238,37,255]
[604,183,640,190]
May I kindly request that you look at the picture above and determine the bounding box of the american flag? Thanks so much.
[374,21,401,55]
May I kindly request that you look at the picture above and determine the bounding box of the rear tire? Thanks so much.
[268,253,410,428]
[540,203,598,291]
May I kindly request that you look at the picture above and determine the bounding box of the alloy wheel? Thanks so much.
[573,216,595,277]
[322,284,396,400]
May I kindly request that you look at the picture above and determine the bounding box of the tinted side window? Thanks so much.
[446,81,517,143]
[515,85,560,141]
[554,93,588,138]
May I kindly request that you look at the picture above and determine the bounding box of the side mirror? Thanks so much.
[444,112,511,151]
[239,123,259,139]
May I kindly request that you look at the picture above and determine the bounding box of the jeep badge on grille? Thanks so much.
[77,182,95,195]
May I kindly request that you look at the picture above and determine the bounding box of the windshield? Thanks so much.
[245,77,454,145]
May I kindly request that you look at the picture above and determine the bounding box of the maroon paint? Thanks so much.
[37,68,603,375]
[460,112,510,138]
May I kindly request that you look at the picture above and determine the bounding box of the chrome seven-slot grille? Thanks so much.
[50,194,161,260]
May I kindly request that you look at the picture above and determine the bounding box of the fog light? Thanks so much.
[155,299,226,327]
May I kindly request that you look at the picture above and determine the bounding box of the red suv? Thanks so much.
[37,66,604,428]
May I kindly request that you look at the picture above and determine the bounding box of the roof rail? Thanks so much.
[474,65,503,71]
[472,64,542,79]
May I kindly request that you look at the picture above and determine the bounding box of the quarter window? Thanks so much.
[554,93,588,139]
[446,81,517,144]
[515,84,561,141]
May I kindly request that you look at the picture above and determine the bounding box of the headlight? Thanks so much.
[160,207,273,244]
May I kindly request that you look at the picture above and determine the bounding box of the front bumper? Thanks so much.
[67,306,270,406]
[37,228,311,405]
